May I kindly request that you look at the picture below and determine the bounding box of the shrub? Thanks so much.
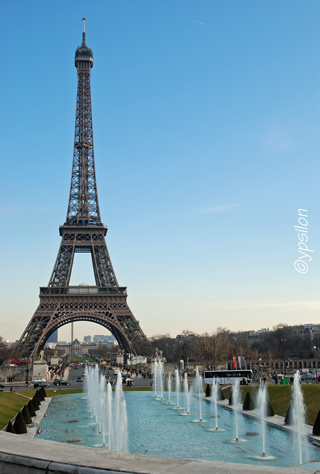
[313,410,320,435]
[28,400,36,417]
[38,388,45,402]
[266,401,274,417]
[22,404,32,425]
[35,389,41,405]
[32,395,39,411]
[285,404,294,425]
[243,392,255,411]
[229,389,234,405]
[13,411,27,434]
[6,421,15,433]
[218,385,224,401]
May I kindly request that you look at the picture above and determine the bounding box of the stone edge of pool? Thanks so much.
[0,431,316,474]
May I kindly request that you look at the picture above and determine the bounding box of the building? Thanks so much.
[47,330,58,343]
[93,335,116,344]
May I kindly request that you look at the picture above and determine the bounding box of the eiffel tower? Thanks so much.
[15,20,147,358]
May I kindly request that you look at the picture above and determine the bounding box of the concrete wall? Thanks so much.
[0,365,27,383]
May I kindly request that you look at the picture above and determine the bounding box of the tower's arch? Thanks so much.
[36,311,132,356]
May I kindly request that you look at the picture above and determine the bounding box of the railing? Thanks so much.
[40,286,127,296]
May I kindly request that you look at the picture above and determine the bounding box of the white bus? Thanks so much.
[204,369,252,385]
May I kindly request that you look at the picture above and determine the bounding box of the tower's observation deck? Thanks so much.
[75,48,93,65]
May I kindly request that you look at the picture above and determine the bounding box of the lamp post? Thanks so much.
[281,338,286,376]
[314,346,317,376]
[176,335,183,372]
[26,358,29,387]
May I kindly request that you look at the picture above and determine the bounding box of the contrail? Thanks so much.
[190,19,208,26]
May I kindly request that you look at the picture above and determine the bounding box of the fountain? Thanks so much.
[174,368,181,409]
[229,380,246,443]
[292,371,309,465]
[152,359,164,400]
[107,382,113,448]
[182,372,191,415]
[159,360,164,400]
[192,367,207,422]
[208,381,225,432]
[251,383,275,460]
[85,366,128,451]
[167,373,172,404]
[153,360,158,397]
[36,378,320,467]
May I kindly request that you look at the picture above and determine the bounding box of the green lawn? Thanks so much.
[17,388,84,398]
[122,386,152,392]
[0,393,28,430]
[221,384,320,425]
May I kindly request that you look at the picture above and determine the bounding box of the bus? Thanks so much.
[204,369,252,385]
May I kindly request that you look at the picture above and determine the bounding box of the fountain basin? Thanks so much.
[36,392,320,467]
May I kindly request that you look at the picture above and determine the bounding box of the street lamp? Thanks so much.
[281,339,286,376]
[314,346,317,376]
[26,358,29,387]
[176,335,183,372]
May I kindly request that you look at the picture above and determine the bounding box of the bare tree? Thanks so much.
[195,328,231,369]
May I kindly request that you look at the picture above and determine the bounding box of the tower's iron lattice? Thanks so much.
[15,21,147,358]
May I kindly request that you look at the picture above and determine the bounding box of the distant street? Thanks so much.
[1,365,152,392]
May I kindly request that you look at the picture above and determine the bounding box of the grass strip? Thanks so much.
[0,393,28,430]
[222,384,320,425]
[17,389,84,398]
[122,386,152,392]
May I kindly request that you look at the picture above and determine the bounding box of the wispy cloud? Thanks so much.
[204,299,320,312]
[0,206,19,216]
[259,125,295,153]
[136,292,187,297]
[187,203,243,216]
[247,301,320,312]
[189,19,208,26]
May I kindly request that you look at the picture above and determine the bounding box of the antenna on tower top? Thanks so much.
[82,18,86,45]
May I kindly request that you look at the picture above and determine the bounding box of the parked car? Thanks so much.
[53,379,70,386]
[31,378,46,384]
[0,383,5,388]
[34,381,49,388]
[301,373,316,382]
[76,377,83,382]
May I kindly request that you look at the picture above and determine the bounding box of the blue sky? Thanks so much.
[1,1,319,343]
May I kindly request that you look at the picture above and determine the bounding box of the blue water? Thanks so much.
[36,392,320,467]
